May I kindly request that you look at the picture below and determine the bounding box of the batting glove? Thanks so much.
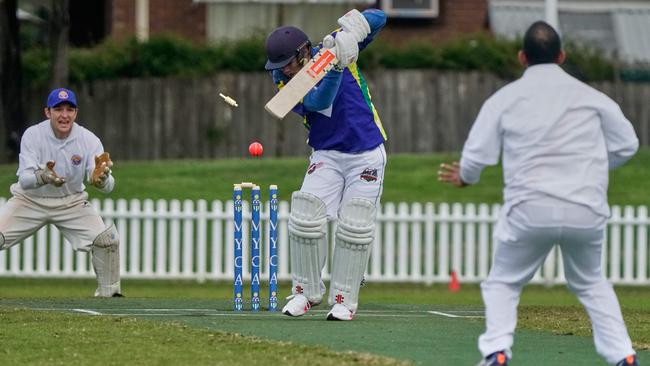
[322,31,358,68]
[337,9,370,42]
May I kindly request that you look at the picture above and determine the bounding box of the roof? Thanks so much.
[488,0,650,64]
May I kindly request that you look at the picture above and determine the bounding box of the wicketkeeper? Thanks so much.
[264,8,387,320]
[0,88,122,297]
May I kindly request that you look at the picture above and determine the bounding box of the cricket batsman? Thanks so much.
[0,88,122,297]
[264,8,387,320]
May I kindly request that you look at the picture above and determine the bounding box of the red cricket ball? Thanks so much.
[248,142,263,157]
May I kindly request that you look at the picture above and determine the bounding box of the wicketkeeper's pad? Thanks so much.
[92,224,121,297]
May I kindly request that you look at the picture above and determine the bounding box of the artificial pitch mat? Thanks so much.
[2,297,646,365]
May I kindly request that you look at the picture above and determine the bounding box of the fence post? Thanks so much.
[129,199,142,276]
[155,199,168,276]
[411,202,423,281]
[637,206,648,283]
[609,206,622,282]
[197,199,208,282]
[143,199,155,276]
[438,203,450,281]
[182,200,195,277]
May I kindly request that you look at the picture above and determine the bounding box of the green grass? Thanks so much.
[0,278,648,365]
[0,308,405,366]
[0,151,648,364]
[0,149,648,204]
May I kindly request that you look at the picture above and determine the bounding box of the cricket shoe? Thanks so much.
[617,355,638,366]
[476,351,509,366]
[326,303,354,321]
[282,294,317,317]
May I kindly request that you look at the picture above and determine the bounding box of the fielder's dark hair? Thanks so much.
[523,21,562,65]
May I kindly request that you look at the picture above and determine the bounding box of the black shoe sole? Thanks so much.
[326,314,342,321]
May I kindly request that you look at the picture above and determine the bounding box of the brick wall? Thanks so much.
[108,0,486,45]
[110,0,135,39]
[109,0,206,43]
[149,0,205,43]
[377,0,489,44]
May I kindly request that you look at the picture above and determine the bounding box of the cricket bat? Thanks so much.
[264,48,338,119]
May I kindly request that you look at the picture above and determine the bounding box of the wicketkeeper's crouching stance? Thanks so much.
[263,8,388,320]
[0,88,122,297]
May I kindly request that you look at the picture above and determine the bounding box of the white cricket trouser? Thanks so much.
[295,144,386,296]
[300,144,386,219]
[479,198,635,364]
[0,190,107,252]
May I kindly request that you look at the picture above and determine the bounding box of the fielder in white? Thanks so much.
[439,22,638,366]
[0,88,122,297]
[264,9,387,320]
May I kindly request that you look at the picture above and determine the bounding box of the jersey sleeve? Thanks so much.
[459,98,502,184]
[596,92,639,169]
[17,128,42,190]
[358,9,387,52]
[302,69,343,112]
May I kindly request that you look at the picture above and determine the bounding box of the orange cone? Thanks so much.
[448,270,460,292]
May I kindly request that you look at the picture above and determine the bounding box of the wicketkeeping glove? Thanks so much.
[322,31,358,68]
[337,9,370,42]
[91,152,113,188]
[35,161,66,187]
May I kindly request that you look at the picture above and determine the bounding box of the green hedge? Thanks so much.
[22,33,625,86]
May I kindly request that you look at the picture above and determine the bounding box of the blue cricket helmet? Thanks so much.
[264,26,310,70]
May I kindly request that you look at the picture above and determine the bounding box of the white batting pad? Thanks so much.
[92,224,121,297]
[328,198,376,313]
[288,191,328,304]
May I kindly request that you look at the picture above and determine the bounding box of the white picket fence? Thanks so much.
[0,198,648,285]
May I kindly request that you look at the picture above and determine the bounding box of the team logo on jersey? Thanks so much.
[360,168,378,182]
[307,162,324,175]
[58,90,69,100]
[71,154,82,166]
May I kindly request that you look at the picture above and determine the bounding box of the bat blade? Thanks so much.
[265,48,338,119]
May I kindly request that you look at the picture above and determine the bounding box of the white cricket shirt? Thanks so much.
[460,64,638,217]
[14,120,115,198]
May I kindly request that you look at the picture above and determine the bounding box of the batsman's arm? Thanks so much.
[358,9,387,51]
[302,69,343,111]
[270,60,344,114]
[293,9,385,112]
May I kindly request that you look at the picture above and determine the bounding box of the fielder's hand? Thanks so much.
[437,162,467,188]
[322,31,358,68]
[337,9,370,42]
[91,152,113,188]
[35,161,66,187]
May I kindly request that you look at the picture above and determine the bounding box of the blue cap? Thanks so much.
[47,88,78,108]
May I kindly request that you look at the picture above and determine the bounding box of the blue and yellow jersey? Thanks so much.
[271,9,388,153]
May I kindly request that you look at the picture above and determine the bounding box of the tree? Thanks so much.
[0,0,24,162]
[49,0,70,88]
